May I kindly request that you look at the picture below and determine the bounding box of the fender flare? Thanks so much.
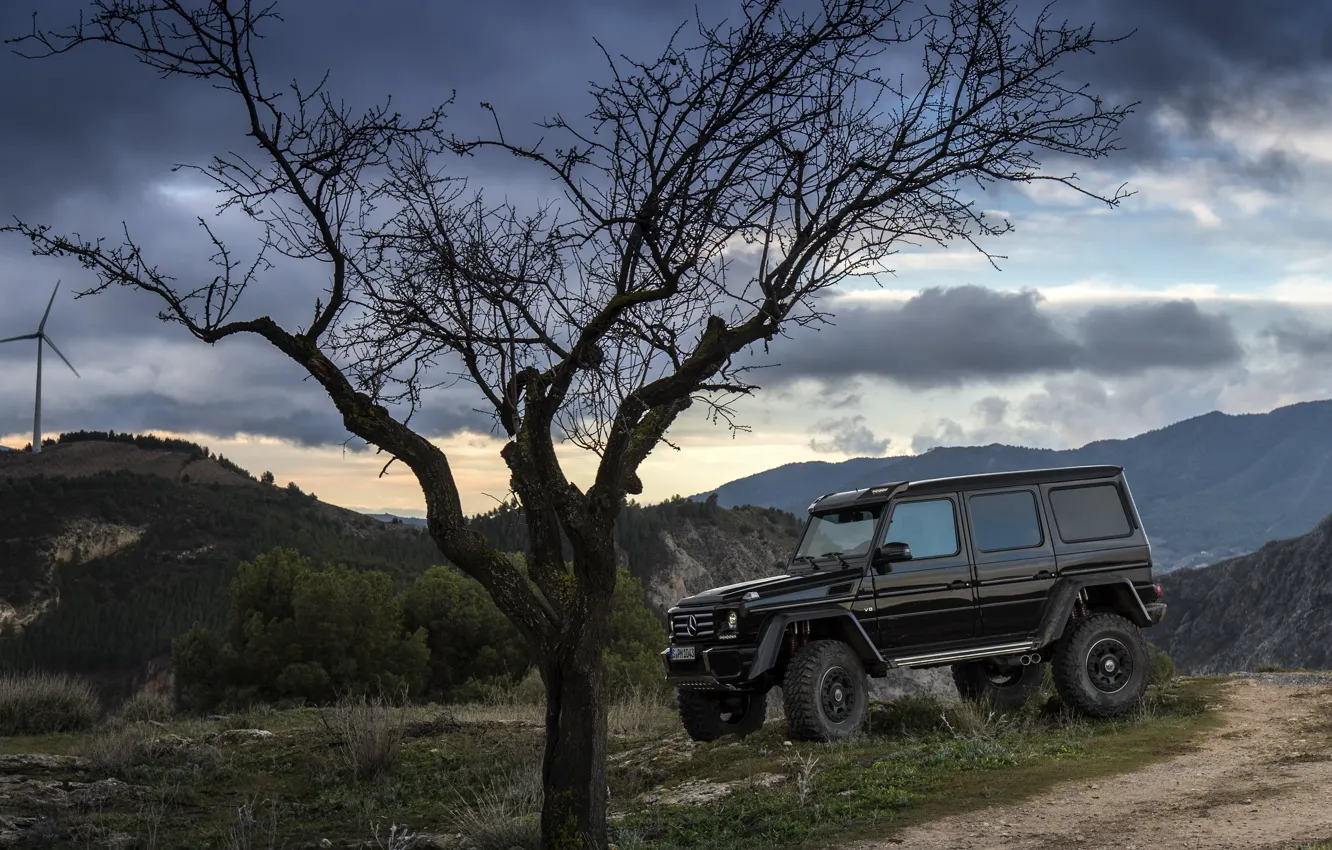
[746,609,888,680]
[1034,575,1151,648]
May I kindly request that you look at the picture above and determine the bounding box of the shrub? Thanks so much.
[326,694,407,781]
[81,723,151,776]
[0,671,100,735]
[119,688,174,723]
[173,548,430,709]
[1147,643,1176,685]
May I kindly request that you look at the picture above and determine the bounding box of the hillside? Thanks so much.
[695,400,1332,570]
[0,437,806,686]
[1151,512,1332,673]
[0,440,445,679]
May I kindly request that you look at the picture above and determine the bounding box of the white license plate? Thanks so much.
[670,646,696,662]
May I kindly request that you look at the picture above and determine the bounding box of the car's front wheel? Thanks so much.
[1052,613,1150,717]
[782,639,869,741]
[951,658,1046,710]
[677,689,767,741]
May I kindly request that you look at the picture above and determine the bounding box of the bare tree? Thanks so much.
[4,0,1131,846]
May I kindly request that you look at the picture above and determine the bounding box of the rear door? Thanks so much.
[964,487,1057,638]
[870,494,978,649]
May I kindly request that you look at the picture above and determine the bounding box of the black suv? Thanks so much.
[663,465,1167,741]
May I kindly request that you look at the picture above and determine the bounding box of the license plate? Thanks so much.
[670,646,696,662]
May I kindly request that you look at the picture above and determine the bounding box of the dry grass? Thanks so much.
[448,764,543,850]
[119,688,174,724]
[609,687,676,736]
[0,670,101,735]
[80,722,151,776]
[325,694,408,781]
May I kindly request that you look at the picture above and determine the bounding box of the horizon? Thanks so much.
[8,395,1325,519]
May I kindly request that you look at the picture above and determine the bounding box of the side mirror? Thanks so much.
[874,541,912,574]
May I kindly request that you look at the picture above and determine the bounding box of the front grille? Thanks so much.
[671,611,715,643]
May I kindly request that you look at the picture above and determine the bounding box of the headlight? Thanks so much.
[727,610,738,629]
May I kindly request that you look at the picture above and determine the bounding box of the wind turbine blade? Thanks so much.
[37,281,60,333]
[0,333,39,344]
[41,335,80,378]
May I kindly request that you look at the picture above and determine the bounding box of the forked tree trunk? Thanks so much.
[540,648,611,850]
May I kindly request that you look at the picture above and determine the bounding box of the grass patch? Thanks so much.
[0,671,101,735]
[612,677,1227,849]
[0,678,1227,848]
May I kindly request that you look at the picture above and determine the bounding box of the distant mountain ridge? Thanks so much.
[693,401,1332,570]
[1152,512,1332,672]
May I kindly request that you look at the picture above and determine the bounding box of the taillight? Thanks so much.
[1155,583,1163,600]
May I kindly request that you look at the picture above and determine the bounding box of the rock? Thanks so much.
[213,728,275,744]
[0,754,88,773]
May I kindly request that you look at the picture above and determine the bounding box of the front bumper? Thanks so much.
[661,644,757,691]
[1145,602,1167,625]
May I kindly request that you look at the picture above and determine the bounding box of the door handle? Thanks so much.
[1034,570,1053,580]
[949,580,968,590]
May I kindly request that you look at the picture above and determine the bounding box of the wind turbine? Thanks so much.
[0,282,80,454]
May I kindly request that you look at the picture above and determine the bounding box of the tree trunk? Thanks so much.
[540,650,610,850]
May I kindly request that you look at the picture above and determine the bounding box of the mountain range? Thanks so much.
[693,400,1332,570]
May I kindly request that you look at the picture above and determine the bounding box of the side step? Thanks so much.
[891,640,1038,669]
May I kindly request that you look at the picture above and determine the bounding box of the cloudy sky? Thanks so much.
[3,0,1332,516]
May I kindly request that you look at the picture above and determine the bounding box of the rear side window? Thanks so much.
[969,490,1043,552]
[1049,484,1132,543]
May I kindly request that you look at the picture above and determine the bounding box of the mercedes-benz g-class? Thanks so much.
[662,465,1167,741]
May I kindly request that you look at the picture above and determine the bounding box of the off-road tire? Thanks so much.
[1052,613,1150,718]
[951,659,1046,710]
[782,639,869,741]
[677,689,767,741]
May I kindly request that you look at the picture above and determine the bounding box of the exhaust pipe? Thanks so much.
[1031,652,1042,664]
[1019,654,1032,666]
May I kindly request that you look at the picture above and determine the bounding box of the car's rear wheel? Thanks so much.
[782,639,869,741]
[677,689,767,741]
[1052,613,1150,717]
[951,659,1046,710]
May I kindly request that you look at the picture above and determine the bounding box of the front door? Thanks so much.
[870,494,977,650]
[963,487,1058,638]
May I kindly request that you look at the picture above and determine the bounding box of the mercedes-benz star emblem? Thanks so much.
[686,615,699,637]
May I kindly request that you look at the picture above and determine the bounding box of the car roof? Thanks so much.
[808,465,1124,512]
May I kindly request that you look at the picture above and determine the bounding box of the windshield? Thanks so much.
[793,503,886,563]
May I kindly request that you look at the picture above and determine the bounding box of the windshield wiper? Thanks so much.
[790,554,819,570]
[820,551,852,568]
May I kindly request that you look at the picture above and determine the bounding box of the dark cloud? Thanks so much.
[1070,0,1332,162]
[808,415,890,456]
[1075,300,1244,374]
[759,288,1242,388]
[766,287,1080,388]
[1262,319,1332,358]
[0,0,1323,444]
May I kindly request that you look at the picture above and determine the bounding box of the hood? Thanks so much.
[672,567,863,609]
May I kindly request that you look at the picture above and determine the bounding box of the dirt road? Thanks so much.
[855,675,1332,850]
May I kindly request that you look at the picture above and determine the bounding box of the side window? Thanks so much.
[969,490,1043,552]
[1049,484,1132,543]
[883,499,959,559]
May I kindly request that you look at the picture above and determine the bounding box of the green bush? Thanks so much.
[0,671,101,735]
[403,566,530,700]
[1147,643,1176,685]
[173,548,429,709]
[173,547,668,710]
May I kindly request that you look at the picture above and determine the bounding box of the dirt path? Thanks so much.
[854,676,1332,850]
